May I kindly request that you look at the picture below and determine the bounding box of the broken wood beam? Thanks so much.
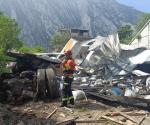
[46,108,57,119]
[102,116,125,125]
[119,112,137,123]
[126,112,149,116]
[75,119,106,123]
[64,107,73,113]
[56,117,78,125]
[106,112,149,117]
[97,111,110,120]
[106,112,120,116]
[138,116,146,125]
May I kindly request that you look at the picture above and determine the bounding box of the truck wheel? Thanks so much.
[0,91,7,102]
[45,68,59,99]
[36,69,46,99]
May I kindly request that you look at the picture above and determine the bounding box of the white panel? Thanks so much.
[131,39,138,45]
[141,25,148,37]
[139,37,149,47]
[130,21,150,49]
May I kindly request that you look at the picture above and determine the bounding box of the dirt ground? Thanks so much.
[1,98,150,125]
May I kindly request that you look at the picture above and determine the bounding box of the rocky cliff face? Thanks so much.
[0,0,142,50]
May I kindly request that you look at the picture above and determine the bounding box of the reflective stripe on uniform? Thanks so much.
[64,82,68,85]
[62,98,68,101]
[69,96,74,100]
[64,66,71,70]
[68,76,74,78]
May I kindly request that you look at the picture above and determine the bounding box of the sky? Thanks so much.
[117,0,150,13]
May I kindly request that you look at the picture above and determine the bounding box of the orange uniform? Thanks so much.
[62,59,76,76]
[61,58,76,106]
[61,50,76,107]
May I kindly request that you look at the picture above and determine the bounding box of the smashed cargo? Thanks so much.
[70,34,150,108]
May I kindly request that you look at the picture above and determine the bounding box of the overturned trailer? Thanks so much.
[0,52,61,103]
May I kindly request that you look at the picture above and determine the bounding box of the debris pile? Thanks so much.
[75,109,149,125]
[71,34,150,108]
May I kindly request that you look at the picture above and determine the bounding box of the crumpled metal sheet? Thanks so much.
[89,34,121,60]
[129,50,150,65]
[80,34,150,79]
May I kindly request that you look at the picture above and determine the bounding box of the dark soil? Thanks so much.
[0,103,56,125]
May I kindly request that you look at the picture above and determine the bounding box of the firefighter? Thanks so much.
[61,50,76,107]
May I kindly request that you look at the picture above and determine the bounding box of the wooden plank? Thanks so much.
[106,112,149,117]
[119,112,137,123]
[102,116,125,125]
[127,112,149,116]
[46,108,57,119]
[138,116,146,125]
[56,117,78,125]
[64,107,74,113]
[98,111,110,119]
[106,112,120,116]
[75,119,106,123]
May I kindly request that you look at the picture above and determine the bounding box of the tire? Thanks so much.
[0,91,7,102]
[36,69,46,99]
[45,68,59,99]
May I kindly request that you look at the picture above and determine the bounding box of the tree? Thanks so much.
[51,31,70,52]
[0,12,23,72]
[19,45,45,53]
[0,12,23,54]
[118,25,133,44]
[32,45,45,53]
[118,14,150,44]
[135,13,150,33]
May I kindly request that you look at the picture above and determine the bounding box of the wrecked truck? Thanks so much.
[0,51,62,103]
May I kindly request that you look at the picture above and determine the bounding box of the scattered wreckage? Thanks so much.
[1,34,150,108]
[70,34,150,108]
[0,51,61,103]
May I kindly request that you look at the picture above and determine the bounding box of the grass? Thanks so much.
[77,107,89,112]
